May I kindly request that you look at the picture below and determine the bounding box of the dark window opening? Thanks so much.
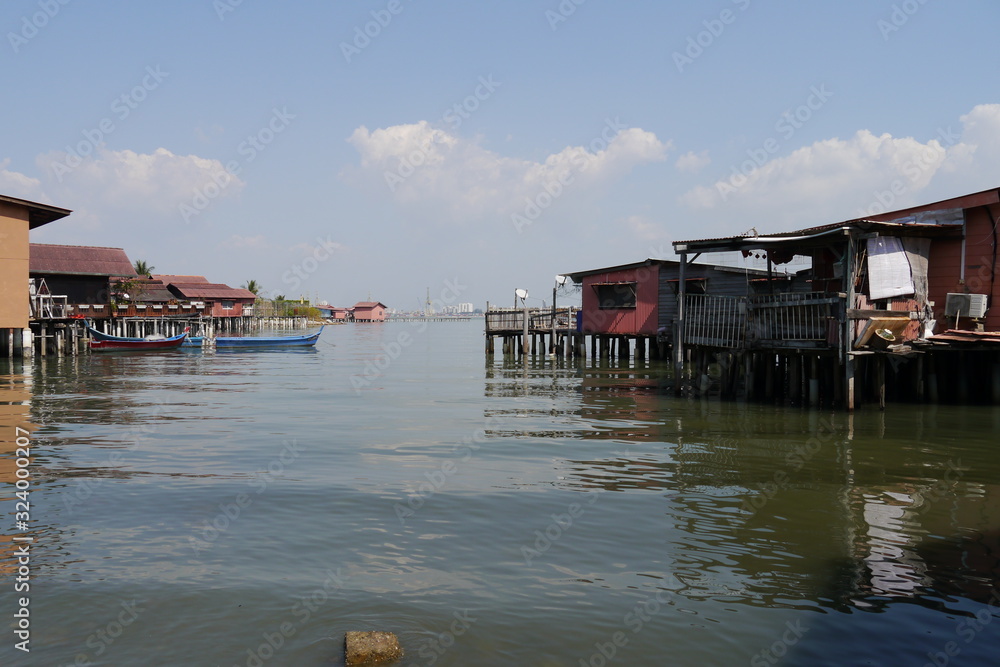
[594,283,637,309]
[667,278,707,296]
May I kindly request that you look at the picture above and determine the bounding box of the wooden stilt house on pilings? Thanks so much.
[673,187,1000,409]
[562,258,777,365]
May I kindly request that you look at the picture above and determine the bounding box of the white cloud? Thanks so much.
[675,150,711,173]
[35,146,244,218]
[345,121,670,223]
[221,234,269,250]
[621,214,663,241]
[0,159,46,202]
[679,104,1000,227]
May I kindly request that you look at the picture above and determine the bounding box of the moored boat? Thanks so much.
[214,326,324,348]
[89,330,189,352]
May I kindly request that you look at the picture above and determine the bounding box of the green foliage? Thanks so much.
[133,260,154,277]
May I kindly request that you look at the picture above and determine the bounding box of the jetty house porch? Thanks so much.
[672,187,1000,409]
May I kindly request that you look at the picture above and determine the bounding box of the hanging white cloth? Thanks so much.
[867,236,914,300]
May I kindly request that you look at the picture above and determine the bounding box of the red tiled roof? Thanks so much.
[168,283,257,300]
[29,244,136,277]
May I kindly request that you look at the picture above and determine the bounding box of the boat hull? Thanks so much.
[214,327,323,348]
[89,332,188,351]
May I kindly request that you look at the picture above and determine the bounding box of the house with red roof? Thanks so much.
[352,301,387,322]
[154,275,257,318]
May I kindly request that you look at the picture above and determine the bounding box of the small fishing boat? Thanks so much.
[89,330,188,352]
[214,326,324,348]
[87,325,143,342]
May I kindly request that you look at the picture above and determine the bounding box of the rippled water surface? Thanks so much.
[2,321,999,666]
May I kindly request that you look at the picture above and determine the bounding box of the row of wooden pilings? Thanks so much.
[1,316,311,359]
[678,347,1000,407]
[484,331,1000,407]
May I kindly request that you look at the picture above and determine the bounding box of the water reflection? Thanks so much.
[484,356,1000,621]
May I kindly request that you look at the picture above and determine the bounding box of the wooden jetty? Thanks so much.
[484,306,583,357]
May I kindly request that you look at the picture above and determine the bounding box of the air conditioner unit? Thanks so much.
[944,293,988,318]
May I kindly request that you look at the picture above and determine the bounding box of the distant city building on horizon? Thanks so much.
[440,303,474,314]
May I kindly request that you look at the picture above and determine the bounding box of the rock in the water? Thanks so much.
[344,631,403,665]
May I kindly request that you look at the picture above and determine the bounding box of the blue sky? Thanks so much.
[3,0,998,310]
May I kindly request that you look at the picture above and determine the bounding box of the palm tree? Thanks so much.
[243,279,261,295]
[133,260,154,277]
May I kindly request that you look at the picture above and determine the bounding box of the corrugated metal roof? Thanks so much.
[168,283,256,300]
[152,274,210,284]
[673,186,999,251]
[29,243,136,277]
[117,279,174,302]
[354,301,386,308]
[674,220,960,252]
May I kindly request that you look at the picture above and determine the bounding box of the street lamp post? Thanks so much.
[551,275,568,356]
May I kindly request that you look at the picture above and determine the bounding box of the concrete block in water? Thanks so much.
[344,631,403,665]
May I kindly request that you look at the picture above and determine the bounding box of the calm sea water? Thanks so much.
[2,320,999,666]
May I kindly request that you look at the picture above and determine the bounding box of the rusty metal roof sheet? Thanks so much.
[928,329,1000,344]
[29,243,136,277]
[353,301,386,308]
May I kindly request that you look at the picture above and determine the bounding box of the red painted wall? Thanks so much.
[926,204,1000,332]
[208,299,254,318]
[580,264,659,335]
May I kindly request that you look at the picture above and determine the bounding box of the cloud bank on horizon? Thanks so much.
[679,104,1000,230]
[343,119,671,226]
[5,103,999,303]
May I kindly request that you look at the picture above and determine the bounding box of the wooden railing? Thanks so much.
[683,294,745,348]
[485,307,574,334]
[747,293,842,347]
[683,292,843,349]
